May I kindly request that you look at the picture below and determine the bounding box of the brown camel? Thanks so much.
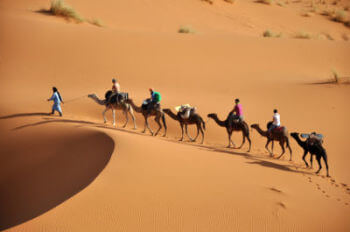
[207,113,251,152]
[88,92,136,129]
[290,132,329,176]
[126,98,167,136]
[163,108,206,144]
[250,124,292,160]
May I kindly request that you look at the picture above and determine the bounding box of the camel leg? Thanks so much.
[323,153,329,177]
[302,150,309,168]
[277,141,286,159]
[179,122,184,141]
[310,154,314,169]
[185,124,194,142]
[199,125,204,144]
[193,123,200,142]
[271,141,274,153]
[112,109,116,127]
[286,138,292,161]
[122,109,128,128]
[246,134,252,152]
[315,156,322,175]
[265,139,272,156]
[144,115,153,135]
[103,108,109,124]
[237,131,245,149]
[154,115,162,136]
[129,107,137,129]
[227,131,233,148]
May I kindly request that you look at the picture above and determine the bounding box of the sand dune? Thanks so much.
[0,124,114,230]
[0,0,350,231]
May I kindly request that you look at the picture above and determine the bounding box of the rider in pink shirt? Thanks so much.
[230,98,244,122]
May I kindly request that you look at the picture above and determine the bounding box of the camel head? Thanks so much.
[290,132,299,138]
[207,113,217,119]
[250,124,259,129]
[88,93,97,98]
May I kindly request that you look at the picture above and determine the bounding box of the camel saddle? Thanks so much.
[105,90,128,104]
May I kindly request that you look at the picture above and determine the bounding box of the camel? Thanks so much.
[163,108,206,144]
[125,98,167,136]
[250,124,292,160]
[207,113,251,152]
[88,92,136,129]
[290,132,329,176]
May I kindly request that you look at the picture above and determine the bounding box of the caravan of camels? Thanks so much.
[87,80,329,177]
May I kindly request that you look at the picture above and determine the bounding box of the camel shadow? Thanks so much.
[12,117,310,176]
[0,127,114,230]
[157,138,310,175]
[0,112,51,120]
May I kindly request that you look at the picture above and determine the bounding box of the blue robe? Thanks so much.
[49,92,62,113]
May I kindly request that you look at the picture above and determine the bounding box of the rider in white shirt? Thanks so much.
[268,109,280,135]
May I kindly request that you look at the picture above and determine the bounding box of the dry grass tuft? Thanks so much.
[257,0,274,5]
[201,0,214,4]
[263,30,282,38]
[294,31,311,39]
[89,18,104,27]
[178,26,195,34]
[48,0,84,22]
[333,10,348,22]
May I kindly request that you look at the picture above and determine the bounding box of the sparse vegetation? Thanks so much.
[333,10,348,22]
[332,69,340,84]
[89,18,104,27]
[294,31,311,39]
[201,0,213,4]
[178,26,195,34]
[47,0,84,22]
[301,12,314,17]
[263,30,282,38]
[257,0,274,5]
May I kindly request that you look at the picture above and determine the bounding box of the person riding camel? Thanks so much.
[147,88,161,113]
[229,98,244,122]
[268,109,280,137]
[112,78,120,93]
[108,78,122,104]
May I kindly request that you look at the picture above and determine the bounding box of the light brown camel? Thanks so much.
[163,108,206,144]
[250,124,292,160]
[207,113,251,152]
[88,93,136,129]
[126,99,167,136]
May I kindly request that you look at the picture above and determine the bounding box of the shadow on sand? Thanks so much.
[0,112,51,119]
[9,114,311,176]
[0,119,115,230]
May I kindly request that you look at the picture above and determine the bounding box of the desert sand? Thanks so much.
[0,0,350,231]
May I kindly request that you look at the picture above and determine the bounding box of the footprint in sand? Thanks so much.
[322,190,326,194]
[341,183,347,187]
[277,202,286,209]
[269,187,283,193]
[326,195,330,198]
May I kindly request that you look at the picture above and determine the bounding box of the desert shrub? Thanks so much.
[48,0,84,22]
[294,31,311,39]
[178,26,195,33]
